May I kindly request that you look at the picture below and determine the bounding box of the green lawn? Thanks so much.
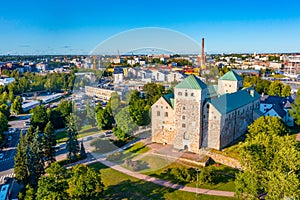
[56,125,101,143]
[106,142,151,164]
[89,162,235,200]
[139,155,237,192]
[121,142,150,160]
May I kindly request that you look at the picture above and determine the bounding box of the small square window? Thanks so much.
[182,123,186,128]
[157,111,160,116]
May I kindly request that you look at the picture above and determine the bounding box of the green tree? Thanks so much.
[281,84,291,97]
[57,100,73,125]
[47,108,65,129]
[43,122,56,165]
[23,185,36,200]
[67,165,104,199]
[143,83,166,105]
[247,116,289,137]
[290,96,300,125]
[0,91,8,104]
[8,89,14,102]
[36,162,69,200]
[11,95,23,115]
[86,101,96,126]
[109,92,122,115]
[31,105,48,131]
[66,114,80,162]
[297,87,300,96]
[198,168,215,184]
[268,80,283,96]
[0,104,10,119]
[235,118,300,199]
[80,140,87,159]
[113,106,136,140]
[26,127,45,187]
[128,97,150,126]
[95,107,113,130]
[14,131,29,185]
[0,112,8,137]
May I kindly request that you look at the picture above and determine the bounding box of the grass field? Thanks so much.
[89,162,235,200]
[140,155,237,192]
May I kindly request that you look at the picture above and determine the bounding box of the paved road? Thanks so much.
[0,131,19,183]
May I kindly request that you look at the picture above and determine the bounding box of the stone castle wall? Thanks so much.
[151,97,175,145]
[173,88,205,153]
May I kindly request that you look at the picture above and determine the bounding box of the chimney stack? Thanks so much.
[201,38,205,67]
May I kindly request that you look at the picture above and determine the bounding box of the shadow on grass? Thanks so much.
[90,139,119,154]
[102,179,175,200]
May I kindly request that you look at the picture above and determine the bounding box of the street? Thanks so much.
[0,115,30,183]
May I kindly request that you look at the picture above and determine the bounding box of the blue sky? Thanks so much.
[1,0,300,55]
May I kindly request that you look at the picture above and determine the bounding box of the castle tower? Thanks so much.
[173,75,207,153]
[218,71,243,95]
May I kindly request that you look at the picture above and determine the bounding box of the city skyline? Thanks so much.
[1,0,300,55]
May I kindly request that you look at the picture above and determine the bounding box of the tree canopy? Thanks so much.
[235,116,300,199]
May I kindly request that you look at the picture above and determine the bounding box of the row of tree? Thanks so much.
[243,76,291,97]
[0,69,75,95]
[32,163,103,200]
[95,83,169,141]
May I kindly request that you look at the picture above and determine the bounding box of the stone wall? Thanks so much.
[207,150,241,169]
[207,104,221,149]
[151,97,175,145]
[173,88,204,153]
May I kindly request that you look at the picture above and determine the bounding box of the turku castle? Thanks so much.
[151,71,261,153]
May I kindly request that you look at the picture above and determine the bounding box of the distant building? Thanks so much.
[152,71,261,152]
[0,77,15,86]
[85,86,115,101]
[113,67,124,84]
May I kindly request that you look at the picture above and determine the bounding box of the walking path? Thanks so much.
[95,157,235,198]
[61,127,235,197]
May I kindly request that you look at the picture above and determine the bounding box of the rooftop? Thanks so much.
[219,70,243,81]
[174,75,207,90]
[210,88,260,114]
[163,93,174,109]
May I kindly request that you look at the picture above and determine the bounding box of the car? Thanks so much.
[0,153,4,159]
[7,136,12,141]
[104,131,113,137]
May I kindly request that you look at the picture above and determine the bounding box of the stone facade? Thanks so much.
[151,72,261,153]
[173,87,207,153]
[151,97,175,145]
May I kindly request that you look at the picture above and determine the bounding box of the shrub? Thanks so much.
[124,159,148,171]
[107,152,123,162]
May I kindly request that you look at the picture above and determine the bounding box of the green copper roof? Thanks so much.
[210,88,260,115]
[207,84,218,98]
[219,71,243,81]
[163,93,174,109]
[174,75,207,90]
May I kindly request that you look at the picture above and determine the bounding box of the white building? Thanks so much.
[0,77,15,86]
